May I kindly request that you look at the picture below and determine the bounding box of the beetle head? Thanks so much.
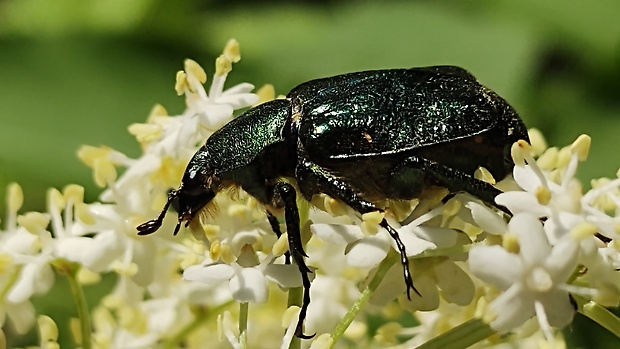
[137,157,216,236]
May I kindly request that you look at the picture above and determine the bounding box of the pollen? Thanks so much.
[502,233,520,254]
[537,147,559,170]
[571,134,591,162]
[475,166,496,184]
[209,239,222,260]
[442,198,461,217]
[255,84,276,105]
[570,222,597,240]
[75,202,95,225]
[556,147,572,169]
[220,243,236,264]
[76,145,112,168]
[272,233,289,257]
[184,59,207,84]
[527,128,548,156]
[18,212,50,235]
[7,182,23,213]
[215,55,232,76]
[128,123,162,144]
[535,186,552,205]
[203,224,220,240]
[175,70,187,95]
[93,158,117,188]
[511,140,529,166]
[63,184,84,203]
[48,188,66,209]
[112,261,138,276]
[38,315,59,343]
[146,103,168,123]
[223,39,241,63]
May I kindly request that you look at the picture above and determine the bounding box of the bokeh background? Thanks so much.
[1,0,619,347]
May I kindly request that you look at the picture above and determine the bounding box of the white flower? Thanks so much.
[183,245,301,304]
[469,213,579,337]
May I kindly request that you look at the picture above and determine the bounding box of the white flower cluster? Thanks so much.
[2,41,619,348]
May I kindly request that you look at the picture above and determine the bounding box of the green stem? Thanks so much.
[239,302,249,335]
[416,318,496,349]
[163,301,233,349]
[64,265,92,349]
[330,249,400,347]
[573,295,620,338]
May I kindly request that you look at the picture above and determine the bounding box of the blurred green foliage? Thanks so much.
[1,0,619,347]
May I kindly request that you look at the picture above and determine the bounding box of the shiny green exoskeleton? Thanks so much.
[138,66,530,338]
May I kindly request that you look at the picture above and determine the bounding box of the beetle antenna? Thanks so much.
[137,189,179,235]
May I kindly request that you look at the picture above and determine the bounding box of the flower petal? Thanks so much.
[229,267,268,303]
[495,191,549,216]
[345,235,389,268]
[510,213,549,264]
[489,284,535,332]
[469,245,521,290]
[183,263,234,285]
[397,229,437,256]
[545,237,579,283]
[435,261,475,306]
[465,201,507,235]
[264,264,303,288]
[537,289,575,328]
[400,272,440,312]
[311,223,362,245]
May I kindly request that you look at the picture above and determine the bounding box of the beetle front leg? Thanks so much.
[296,159,420,299]
[273,182,314,339]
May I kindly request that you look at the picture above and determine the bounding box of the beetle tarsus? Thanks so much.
[294,269,316,339]
[380,219,420,299]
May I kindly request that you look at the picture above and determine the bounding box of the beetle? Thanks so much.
[137,65,529,338]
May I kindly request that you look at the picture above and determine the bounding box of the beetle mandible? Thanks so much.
[137,65,530,338]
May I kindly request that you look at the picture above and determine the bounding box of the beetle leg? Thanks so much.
[266,210,291,264]
[273,182,315,339]
[296,159,420,299]
[397,154,507,212]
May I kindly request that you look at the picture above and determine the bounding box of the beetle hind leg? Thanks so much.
[395,154,507,212]
[296,159,420,299]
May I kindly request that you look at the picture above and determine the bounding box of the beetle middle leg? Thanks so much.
[272,182,314,339]
[296,159,420,300]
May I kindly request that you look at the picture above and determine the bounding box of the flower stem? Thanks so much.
[239,302,249,335]
[416,318,496,349]
[573,295,620,338]
[62,263,92,349]
[330,249,400,347]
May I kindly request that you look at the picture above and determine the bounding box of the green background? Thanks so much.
[1,0,619,347]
